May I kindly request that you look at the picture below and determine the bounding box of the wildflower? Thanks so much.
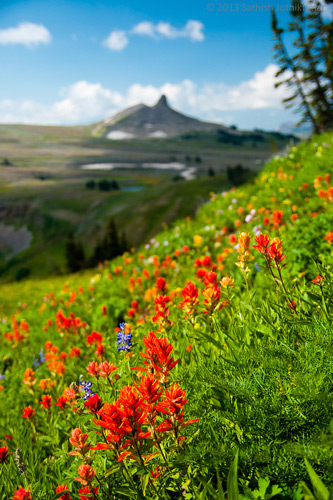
[84,394,103,413]
[137,331,179,384]
[253,234,270,254]
[179,281,199,319]
[235,232,254,272]
[193,235,203,246]
[55,396,68,410]
[79,380,95,401]
[201,285,222,314]
[86,361,100,378]
[21,406,35,419]
[266,243,286,265]
[75,463,96,486]
[152,295,172,328]
[156,277,167,292]
[15,449,27,476]
[23,368,36,389]
[272,210,284,228]
[78,486,99,500]
[117,323,132,352]
[95,343,105,358]
[40,395,52,410]
[186,344,193,352]
[87,331,103,346]
[102,305,107,316]
[156,383,199,436]
[220,277,234,288]
[98,361,117,378]
[291,214,298,221]
[69,346,81,358]
[324,232,333,244]
[312,275,324,285]
[11,487,31,500]
[288,300,297,312]
[56,484,72,500]
[69,428,90,457]
[0,446,11,463]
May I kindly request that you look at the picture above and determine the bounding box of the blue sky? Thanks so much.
[0,0,331,130]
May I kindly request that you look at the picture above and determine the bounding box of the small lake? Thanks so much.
[80,162,196,180]
[122,186,145,192]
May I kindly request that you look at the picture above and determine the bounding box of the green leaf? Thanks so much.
[304,459,329,500]
[227,450,239,500]
[114,487,138,498]
[141,472,150,496]
[216,468,225,499]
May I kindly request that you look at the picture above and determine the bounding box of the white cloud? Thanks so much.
[131,21,156,37]
[103,30,128,51]
[0,22,51,48]
[131,20,204,41]
[0,64,291,126]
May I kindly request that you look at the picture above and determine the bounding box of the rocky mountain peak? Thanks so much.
[154,94,169,108]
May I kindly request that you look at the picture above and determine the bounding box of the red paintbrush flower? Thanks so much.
[98,361,117,378]
[69,428,90,457]
[312,274,324,285]
[40,395,52,410]
[75,464,96,486]
[55,396,68,410]
[84,394,103,413]
[253,234,270,254]
[86,361,100,378]
[11,487,31,500]
[56,484,71,500]
[78,486,99,500]
[0,446,11,463]
[21,406,35,420]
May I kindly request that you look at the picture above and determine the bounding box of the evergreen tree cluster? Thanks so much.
[86,179,120,191]
[65,218,129,273]
[271,0,333,133]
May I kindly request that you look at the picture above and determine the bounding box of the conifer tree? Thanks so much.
[271,0,333,132]
[65,233,85,272]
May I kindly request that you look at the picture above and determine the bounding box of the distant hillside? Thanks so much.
[93,95,281,141]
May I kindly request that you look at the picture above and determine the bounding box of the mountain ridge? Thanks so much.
[93,94,251,140]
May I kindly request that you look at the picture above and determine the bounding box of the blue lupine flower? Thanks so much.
[254,263,261,272]
[39,349,45,363]
[117,322,132,352]
[79,378,95,400]
[0,374,5,380]
[32,348,46,369]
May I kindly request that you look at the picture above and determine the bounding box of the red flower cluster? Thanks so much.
[138,331,179,384]
[272,210,284,228]
[253,234,286,266]
[3,316,29,346]
[56,310,85,335]
[195,255,216,281]
[75,332,198,469]
[78,486,99,500]
[11,487,31,500]
[40,394,52,410]
[86,360,117,379]
[21,406,35,420]
[56,484,71,500]
[0,445,11,463]
[201,272,226,315]
[179,281,199,319]
[152,295,172,328]
[128,300,138,317]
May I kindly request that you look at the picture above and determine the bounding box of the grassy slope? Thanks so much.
[0,122,290,283]
[0,132,332,498]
